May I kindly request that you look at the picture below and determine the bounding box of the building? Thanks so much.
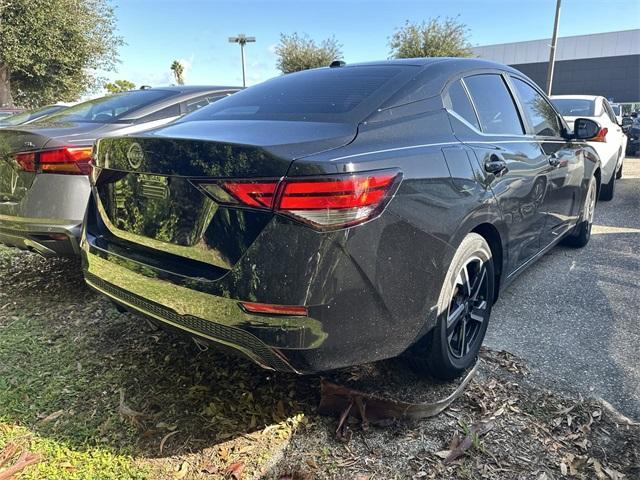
[472,29,640,111]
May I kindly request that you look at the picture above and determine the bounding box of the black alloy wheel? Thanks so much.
[446,256,491,359]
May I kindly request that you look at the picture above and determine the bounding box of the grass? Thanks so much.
[1,245,638,479]
[0,245,316,478]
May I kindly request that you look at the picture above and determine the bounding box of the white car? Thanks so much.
[551,95,627,200]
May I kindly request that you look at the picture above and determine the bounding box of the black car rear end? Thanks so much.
[81,62,461,373]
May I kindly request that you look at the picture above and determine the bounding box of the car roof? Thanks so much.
[338,57,527,110]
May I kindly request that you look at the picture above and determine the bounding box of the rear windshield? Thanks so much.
[182,66,415,123]
[35,90,178,124]
[551,99,595,117]
[0,105,64,126]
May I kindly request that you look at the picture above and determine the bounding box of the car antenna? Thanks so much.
[329,60,346,68]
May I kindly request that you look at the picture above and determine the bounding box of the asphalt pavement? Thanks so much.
[486,156,640,420]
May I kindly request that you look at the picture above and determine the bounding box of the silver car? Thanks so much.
[0,85,239,256]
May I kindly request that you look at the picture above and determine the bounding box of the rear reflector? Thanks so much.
[197,169,402,230]
[13,147,93,175]
[240,302,308,316]
[591,127,608,143]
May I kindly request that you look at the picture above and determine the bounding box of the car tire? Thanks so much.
[599,170,615,201]
[409,233,494,380]
[563,175,597,248]
[615,149,624,179]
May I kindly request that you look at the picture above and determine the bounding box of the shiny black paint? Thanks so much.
[82,59,600,373]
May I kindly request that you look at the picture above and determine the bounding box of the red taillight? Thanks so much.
[15,152,36,172]
[12,147,93,175]
[221,180,278,208]
[240,301,308,316]
[277,171,400,229]
[197,169,402,230]
[591,127,608,142]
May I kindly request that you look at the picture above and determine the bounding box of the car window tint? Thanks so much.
[512,78,561,137]
[444,80,480,129]
[464,74,524,135]
[138,104,181,123]
[37,89,178,124]
[551,99,595,117]
[602,100,617,123]
[185,95,225,114]
[183,65,415,123]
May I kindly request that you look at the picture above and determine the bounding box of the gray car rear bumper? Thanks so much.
[0,174,90,256]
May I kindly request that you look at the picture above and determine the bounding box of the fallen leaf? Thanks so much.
[200,462,217,475]
[41,410,64,423]
[218,445,230,462]
[226,461,244,480]
[173,461,188,479]
[435,450,451,459]
[305,458,318,469]
[560,462,568,475]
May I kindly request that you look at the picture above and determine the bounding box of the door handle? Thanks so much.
[484,154,508,175]
[548,153,561,167]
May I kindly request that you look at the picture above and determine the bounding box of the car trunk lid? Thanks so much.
[92,120,356,271]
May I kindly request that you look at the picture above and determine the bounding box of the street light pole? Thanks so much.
[228,34,256,87]
[546,0,562,95]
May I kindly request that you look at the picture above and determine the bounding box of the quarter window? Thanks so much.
[444,80,480,130]
[464,74,524,135]
[512,78,561,137]
[185,95,224,114]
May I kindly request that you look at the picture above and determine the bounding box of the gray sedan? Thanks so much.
[0,85,239,256]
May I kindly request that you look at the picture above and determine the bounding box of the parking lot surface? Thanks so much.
[486,156,640,420]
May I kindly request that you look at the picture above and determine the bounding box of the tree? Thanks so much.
[275,33,342,74]
[104,79,136,94]
[389,17,473,59]
[170,60,185,85]
[0,0,123,108]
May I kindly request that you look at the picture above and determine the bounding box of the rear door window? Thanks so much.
[444,80,480,130]
[464,74,524,135]
[511,78,562,137]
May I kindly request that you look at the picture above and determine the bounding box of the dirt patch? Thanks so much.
[1,246,638,479]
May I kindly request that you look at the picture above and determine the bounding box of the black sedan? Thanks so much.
[82,59,601,379]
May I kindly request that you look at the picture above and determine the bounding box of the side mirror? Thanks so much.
[572,118,600,140]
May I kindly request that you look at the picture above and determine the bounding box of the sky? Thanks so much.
[105,0,640,89]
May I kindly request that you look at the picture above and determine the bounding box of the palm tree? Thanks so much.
[170,60,185,85]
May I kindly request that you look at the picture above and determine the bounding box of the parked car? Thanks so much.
[0,104,71,127]
[0,108,24,120]
[81,58,601,379]
[622,116,634,133]
[551,95,627,193]
[626,118,640,156]
[610,103,622,124]
[0,85,240,256]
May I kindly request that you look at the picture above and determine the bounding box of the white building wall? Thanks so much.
[472,29,640,64]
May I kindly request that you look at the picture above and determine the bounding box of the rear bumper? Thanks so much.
[0,174,90,256]
[0,216,81,256]
[81,193,448,373]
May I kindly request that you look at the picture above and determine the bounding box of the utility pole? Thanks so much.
[546,0,562,95]
[228,34,256,87]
